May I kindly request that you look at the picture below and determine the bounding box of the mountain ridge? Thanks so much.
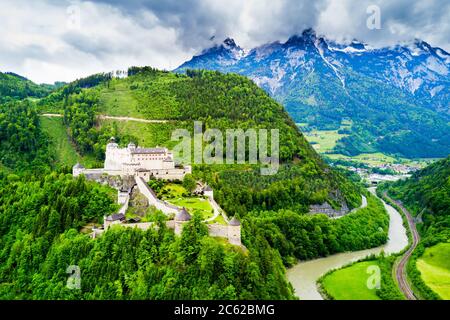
[176,29,450,158]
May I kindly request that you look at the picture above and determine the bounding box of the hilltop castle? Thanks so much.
[73,138,191,180]
[74,139,241,247]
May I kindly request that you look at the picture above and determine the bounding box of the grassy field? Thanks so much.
[168,197,214,220]
[417,243,450,299]
[161,183,187,198]
[40,116,80,167]
[304,129,348,153]
[321,261,381,300]
[301,121,350,153]
[97,73,183,120]
[325,152,399,166]
[99,119,182,150]
[97,80,141,118]
[41,116,103,168]
[300,121,431,168]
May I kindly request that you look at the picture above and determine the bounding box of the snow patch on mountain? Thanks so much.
[315,40,347,91]
[425,56,448,76]
[430,85,444,97]
[286,48,306,68]
[252,60,286,95]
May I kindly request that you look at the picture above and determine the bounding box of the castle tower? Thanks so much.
[72,163,85,177]
[174,208,191,235]
[203,184,214,199]
[228,217,241,246]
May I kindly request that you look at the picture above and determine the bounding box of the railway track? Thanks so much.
[384,192,420,300]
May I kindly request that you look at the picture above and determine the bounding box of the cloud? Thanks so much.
[0,0,449,83]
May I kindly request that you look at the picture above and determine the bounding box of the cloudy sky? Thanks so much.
[1,0,449,83]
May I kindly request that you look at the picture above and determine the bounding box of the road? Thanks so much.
[332,194,367,219]
[384,191,420,300]
[40,113,169,124]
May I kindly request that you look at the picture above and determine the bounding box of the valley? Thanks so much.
[177,29,450,160]
[287,187,408,300]
[2,68,385,300]
[0,0,449,309]
[0,56,448,302]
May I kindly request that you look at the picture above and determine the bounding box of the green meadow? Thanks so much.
[321,261,381,300]
[417,243,450,300]
[40,116,80,167]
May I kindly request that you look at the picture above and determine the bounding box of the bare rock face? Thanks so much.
[128,188,149,217]
[309,201,349,218]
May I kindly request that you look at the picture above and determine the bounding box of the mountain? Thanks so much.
[0,68,394,299]
[38,67,362,214]
[0,71,54,103]
[176,29,450,158]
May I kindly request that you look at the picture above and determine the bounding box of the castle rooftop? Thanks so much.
[175,208,192,221]
[130,147,167,154]
[229,217,241,226]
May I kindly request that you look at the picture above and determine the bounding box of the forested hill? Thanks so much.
[0,71,55,103]
[38,67,362,213]
[385,157,450,244]
[0,67,394,300]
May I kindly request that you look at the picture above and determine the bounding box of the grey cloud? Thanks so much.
[1,0,449,83]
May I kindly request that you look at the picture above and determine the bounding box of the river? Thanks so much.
[286,187,408,300]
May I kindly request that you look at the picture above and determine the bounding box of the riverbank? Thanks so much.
[286,187,408,300]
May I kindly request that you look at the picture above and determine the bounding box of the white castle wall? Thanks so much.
[207,224,228,238]
[207,224,241,246]
[75,141,190,181]
[134,176,180,215]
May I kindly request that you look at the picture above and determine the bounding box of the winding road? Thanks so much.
[383,192,420,300]
[40,113,169,124]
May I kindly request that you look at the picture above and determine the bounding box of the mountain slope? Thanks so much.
[176,29,450,158]
[0,71,54,103]
[384,156,450,300]
[39,67,362,213]
[386,156,450,243]
[0,68,394,299]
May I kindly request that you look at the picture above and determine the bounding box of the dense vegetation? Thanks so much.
[0,174,294,299]
[245,194,388,265]
[385,157,450,245]
[0,100,52,172]
[0,68,395,300]
[0,72,53,103]
[383,157,450,299]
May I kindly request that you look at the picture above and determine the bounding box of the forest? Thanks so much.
[0,71,54,103]
[381,157,450,300]
[384,157,450,245]
[0,173,294,299]
[0,68,394,300]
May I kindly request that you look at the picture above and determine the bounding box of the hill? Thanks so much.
[0,71,54,103]
[0,68,393,299]
[383,157,450,299]
[176,29,450,159]
[41,68,396,261]
[386,157,450,243]
[39,67,363,214]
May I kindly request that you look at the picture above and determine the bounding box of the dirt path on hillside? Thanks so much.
[40,113,169,124]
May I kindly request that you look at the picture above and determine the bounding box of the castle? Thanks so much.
[73,138,191,180]
[92,176,242,246]
[75,139,241,246]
